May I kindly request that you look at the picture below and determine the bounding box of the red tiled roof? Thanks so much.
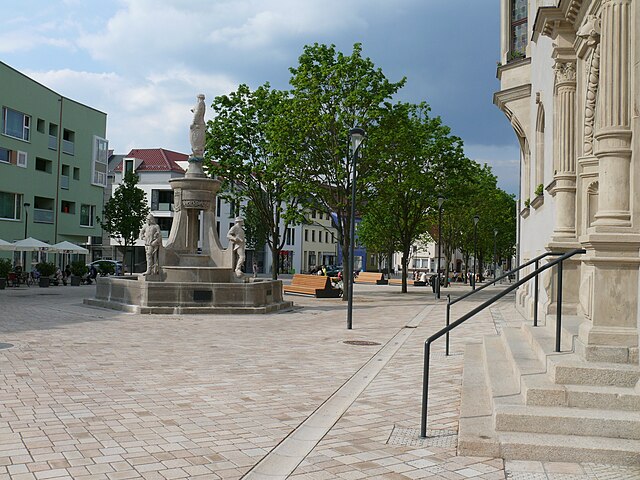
[113,148,187,173]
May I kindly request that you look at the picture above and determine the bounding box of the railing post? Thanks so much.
[446,295,451,356]
[534,259,539,327]
[556,260,563,352]
[420,341,431,438]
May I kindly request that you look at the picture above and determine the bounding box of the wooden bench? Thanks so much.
[354,272,388,285]
[283,274,341,298]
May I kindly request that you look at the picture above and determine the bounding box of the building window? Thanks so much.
[535,103,545,190]
[17,151,27,168]
[73,167,80,180]
[61,200,75,214]
[305,229,308,242]
[216,197,221,217]
[510,0,527,58]
[0,191,22,220]
[36,118,45,133]
[156,217,173,238]
[2,107,30,141]
[325,231,329,243]
[311,230,316,242]
[80,204,96,227]
[49,123,58,150]
[35,157,53,173]
[285,227,294,246]
[0,147,9,164]
[151,190,173,211]
[34,196,54,224]
[92,136,108,186]
[62,129,75,155]
[311,210,316,219]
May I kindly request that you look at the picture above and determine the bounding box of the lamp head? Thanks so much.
[473,215,480,225]
[437,195,445,209]
[349,127,366,151]
[24,202,30,208]
[494,229,498,236]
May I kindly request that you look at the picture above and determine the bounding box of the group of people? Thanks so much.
[309,265,328,276]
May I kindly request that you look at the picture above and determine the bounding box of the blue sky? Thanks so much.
[1,0,520,194]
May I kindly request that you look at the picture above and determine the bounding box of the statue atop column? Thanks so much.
[190,94,206,158]
[226,217,246,277]
[139,214,162,275]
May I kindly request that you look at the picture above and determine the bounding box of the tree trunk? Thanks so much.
[401,246,410,293]
[270,227,279,280]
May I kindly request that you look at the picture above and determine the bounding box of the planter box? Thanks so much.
[70,276,82,286]
[0,278,5,290]
[39,277,51,288]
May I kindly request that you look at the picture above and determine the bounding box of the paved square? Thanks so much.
[0,282,637,479]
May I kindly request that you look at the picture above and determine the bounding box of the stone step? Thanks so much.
[550,356,640,387]
[457,343,500,458]
[495,403,640,440]
[498,431,640,465]
[481,334,521,401]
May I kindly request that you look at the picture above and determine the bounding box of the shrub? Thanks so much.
[0,258,11,278]
[36,261,57,277]
[524,198,531,208]
[535,184,544,196]
[97,261,116,275]
[70,261,88,277]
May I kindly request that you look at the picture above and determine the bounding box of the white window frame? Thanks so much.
[80,204,96,227]
[17,151,27,168]
[2,107,30,141]
[91,135,108,187]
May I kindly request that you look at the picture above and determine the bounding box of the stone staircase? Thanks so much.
[458,309,640,465]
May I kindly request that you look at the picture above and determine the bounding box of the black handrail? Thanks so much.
[444,251,564,355]
[420,248,585,437]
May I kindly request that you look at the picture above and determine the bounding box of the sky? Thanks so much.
[1,0,520,194]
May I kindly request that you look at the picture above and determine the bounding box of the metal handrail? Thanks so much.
[420,248,586,437]
[444,251,564,355]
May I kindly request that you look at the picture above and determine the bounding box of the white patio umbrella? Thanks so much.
[0,239,15,251]
[51,241,88,254]
[12,237,52,251]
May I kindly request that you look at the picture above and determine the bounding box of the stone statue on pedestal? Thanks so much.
[139,214,162,275]
[190,94,206,158]
[227,217,246,277]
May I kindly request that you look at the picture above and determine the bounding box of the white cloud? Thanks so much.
[24,67,237,155]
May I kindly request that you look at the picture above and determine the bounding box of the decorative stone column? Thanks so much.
[592,0,632,227]
[578,0,638,364]
[551,61,577,240]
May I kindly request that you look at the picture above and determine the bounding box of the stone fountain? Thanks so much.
[85,94,292,314]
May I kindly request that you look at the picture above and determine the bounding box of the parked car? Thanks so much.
[324,265,342,277]
[87,260,123,276]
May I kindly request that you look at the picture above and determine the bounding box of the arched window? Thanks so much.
[535,103,545,192]
[510,0,528,59]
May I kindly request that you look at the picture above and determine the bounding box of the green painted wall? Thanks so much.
[0,61,107,249]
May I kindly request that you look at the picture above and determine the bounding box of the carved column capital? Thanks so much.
[554,61,577,85]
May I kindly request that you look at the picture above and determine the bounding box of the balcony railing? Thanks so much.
[60,175,69,190]
[155,202,173,212]
[48,135,57,150]
[33,208,54,224]
[62,140,74,155]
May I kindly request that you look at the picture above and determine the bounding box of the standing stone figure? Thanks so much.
[139,214,162,275]
[190,94,206,158]
[227,217,246,277]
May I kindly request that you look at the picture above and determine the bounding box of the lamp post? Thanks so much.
[472,215,479,290]
[493,229,498,280]
[23,202,30,269]
[436,195,444,299]
[347,127,365,330]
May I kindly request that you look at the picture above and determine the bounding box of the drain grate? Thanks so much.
[387,426,457,448]
[343,340,381,346]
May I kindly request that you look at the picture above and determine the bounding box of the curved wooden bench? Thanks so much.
[354,272,388,285]
[283,274,341,298]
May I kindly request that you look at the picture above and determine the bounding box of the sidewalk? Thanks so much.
[0,282,637,479]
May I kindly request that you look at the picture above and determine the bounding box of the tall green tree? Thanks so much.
[205,83,305,279]
[281,43,405,299]
[97,171,149,274]
[362,102,467,292]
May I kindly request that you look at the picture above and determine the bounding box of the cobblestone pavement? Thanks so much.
[0,281,637,479]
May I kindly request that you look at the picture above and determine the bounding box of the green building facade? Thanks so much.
[0,61,108,262]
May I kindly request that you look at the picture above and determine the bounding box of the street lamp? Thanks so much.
[23,202,30,239]
[347,127,365,330]
[436,195,444,299]
[493,229,498,280]
[23,202,30,269]
[472,214,479,290]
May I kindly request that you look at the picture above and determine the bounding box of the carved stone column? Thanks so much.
[552,61,577,240]
[592,0,632,227]
[578,0,638,364]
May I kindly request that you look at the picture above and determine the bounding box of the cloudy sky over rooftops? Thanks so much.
[1,0,520,194]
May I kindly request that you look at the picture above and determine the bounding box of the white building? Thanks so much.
[458,0,640,464]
